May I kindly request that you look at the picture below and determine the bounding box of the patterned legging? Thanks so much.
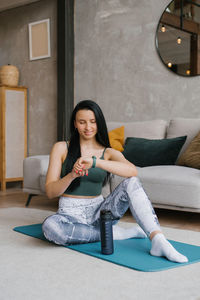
[42,177,161,245]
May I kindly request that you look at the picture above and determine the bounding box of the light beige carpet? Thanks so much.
[0,207,200,300]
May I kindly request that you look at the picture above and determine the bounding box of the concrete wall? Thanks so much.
[0,0,57,155]
[75,0,200,122]
[1,0,200,156]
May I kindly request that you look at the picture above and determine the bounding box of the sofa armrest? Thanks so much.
[23,155,49,193]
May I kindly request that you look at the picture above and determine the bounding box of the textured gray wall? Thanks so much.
[75,0,200,122]
[0,0,57,155]
[1,0,200,156]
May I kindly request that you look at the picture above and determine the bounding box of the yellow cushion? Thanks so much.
[178,131,200,168]
[108,126,124,152]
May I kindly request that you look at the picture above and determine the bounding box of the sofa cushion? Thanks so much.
[178,131,200,169]
[110,166,200,209]
[108,126,124,151]
[23,155,49,191]
[107,120,168,140]
[122,136,187,167]
[40,175,46,193]
[102,181,111,198]
[109,174,126,192]
[138,166,200,209]
[167,118,200,156]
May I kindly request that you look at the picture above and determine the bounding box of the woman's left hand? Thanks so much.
[73,157,93,176]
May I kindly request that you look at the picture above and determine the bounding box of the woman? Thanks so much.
[43,100,188,263]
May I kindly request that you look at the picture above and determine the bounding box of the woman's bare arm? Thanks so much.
[77,148,137,178]
[96,148,137,177]
[45,142,79,199]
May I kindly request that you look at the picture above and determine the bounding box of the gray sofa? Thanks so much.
[23,118,200,212]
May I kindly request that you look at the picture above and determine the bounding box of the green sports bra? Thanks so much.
[61,145,107,196]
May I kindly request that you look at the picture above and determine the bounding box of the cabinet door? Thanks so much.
[5,89,26,178]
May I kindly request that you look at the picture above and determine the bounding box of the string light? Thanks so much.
[186,70,190,75]
[161,25,166,32]
[168,62,172,68]
[177,37,182,44]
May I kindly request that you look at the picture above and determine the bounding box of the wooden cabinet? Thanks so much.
[0,86,27,191]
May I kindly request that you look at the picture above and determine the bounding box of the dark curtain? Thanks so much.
[57,0,74,141]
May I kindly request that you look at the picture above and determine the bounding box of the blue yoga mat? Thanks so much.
[13,224,200,272]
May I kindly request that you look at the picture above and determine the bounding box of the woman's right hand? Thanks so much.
[70,168,82,179]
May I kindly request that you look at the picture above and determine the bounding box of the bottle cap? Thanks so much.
[100,210,112,220]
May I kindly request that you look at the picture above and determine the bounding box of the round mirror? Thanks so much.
[156,0,200,76]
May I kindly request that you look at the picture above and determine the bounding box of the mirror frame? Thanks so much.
[156,0,200,77]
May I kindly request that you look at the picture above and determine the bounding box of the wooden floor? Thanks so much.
[0,187,200,232]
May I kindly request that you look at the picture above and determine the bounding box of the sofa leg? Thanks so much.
[25,194,37,207]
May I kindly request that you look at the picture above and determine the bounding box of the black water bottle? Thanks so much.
[100,210,114,255]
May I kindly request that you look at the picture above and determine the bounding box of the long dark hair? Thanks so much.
[65,100,111,191]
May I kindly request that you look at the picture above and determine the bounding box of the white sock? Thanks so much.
[113,224,147,240]
[150,233,188,263]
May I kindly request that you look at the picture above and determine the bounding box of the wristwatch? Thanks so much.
[92,156,96,168]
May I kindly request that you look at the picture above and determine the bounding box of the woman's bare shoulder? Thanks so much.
[105,147,124,158]
[50,141,68,157]
[55,141,68,147]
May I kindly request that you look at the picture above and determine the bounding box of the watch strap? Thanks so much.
[92,156,96,168]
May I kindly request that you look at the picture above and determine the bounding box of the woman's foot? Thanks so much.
[113,224,147,240]
[150,233,188,263]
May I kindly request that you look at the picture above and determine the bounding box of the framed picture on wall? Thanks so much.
[28,19,51,60]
